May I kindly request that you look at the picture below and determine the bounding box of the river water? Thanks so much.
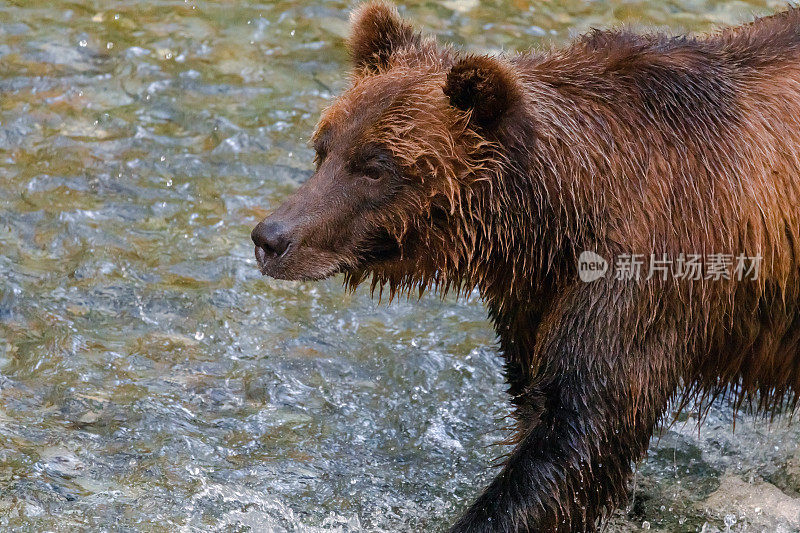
[1,0,798,531]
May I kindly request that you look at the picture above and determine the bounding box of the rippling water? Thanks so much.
[1,0,799,531]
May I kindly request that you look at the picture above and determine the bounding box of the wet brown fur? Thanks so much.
[252,3,800,531]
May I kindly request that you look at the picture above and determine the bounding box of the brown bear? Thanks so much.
[251,2,800,531]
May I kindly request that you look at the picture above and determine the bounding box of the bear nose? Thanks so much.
[251,220,292,257]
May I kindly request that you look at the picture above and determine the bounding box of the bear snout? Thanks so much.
[252,220,292,273]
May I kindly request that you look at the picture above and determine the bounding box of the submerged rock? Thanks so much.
[701,474,800,531]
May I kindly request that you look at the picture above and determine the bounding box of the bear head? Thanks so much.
[252,1,524,296]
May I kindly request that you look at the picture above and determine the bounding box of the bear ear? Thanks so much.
[348,1,419,72]
[443,55,523,128]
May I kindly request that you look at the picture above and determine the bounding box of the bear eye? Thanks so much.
[351,147,396,183]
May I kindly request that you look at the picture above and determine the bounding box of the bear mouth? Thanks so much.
[254,243,284,275]
[254,243,293,278]
[254,245,340,281]
[254,231,401,281]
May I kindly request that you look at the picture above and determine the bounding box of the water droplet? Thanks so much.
[79,39,88,47]
[106,42,114,50]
